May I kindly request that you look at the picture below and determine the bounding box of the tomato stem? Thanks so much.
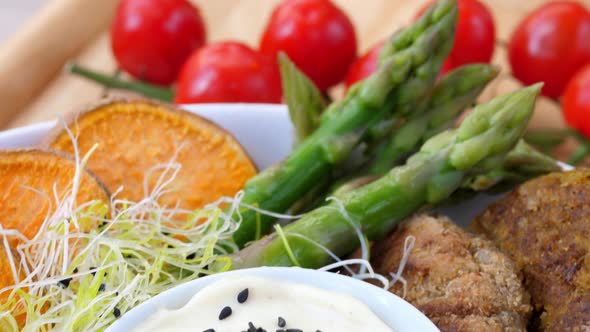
[66,63,174,102]
[525,128,575,146]
[525,128,571,155]
[526,127,590,165]
[568,143,590,165]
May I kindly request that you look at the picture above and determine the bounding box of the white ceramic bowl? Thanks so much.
[104,266,439,332]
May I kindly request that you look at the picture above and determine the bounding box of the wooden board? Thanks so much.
[1,0,589,134]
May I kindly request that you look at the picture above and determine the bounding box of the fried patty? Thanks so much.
[473,170,590,331]
[371,214,531,332]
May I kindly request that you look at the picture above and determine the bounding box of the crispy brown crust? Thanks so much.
[44,99,257,209]
[371,214,531,332]
[473,169,590,331]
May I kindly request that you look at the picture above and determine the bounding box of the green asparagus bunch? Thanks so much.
[227,83,542,269]
[312,64,497,206]
[231,0,458,248]
[368,64,499,174]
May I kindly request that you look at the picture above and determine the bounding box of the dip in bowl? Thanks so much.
[105,267,439,332]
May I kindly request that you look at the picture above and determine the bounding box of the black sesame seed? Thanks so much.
[187,252,196,260]
[73,268,78,274]
[278,317,286,327]
[218,306,232,320]
[113,307,121,318]
[98,283,106,292]
[90,267,96,276]
[285,329,302,332]
[58,277,72,288]
[237,288,249,303]
[203,329,215,332]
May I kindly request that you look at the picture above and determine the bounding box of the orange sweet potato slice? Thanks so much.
[0,149,110,244]
[0,246,25,326]
[46,100,257,210]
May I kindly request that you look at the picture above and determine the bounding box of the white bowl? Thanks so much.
[104,266,439,332]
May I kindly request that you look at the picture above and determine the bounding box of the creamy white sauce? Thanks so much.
[131,275,395,332]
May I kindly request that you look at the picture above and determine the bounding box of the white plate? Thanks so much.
[105,267,439,332]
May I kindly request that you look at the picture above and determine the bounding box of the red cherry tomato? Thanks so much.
[111,0,206,86]
[174,42,282,104]
[509,1,590,98]
[416,0,495,73]
[344,41,384,90]
[563,65,590,138]
[260,0,357,91]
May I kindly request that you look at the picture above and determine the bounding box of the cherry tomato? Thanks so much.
[111,0,206,86]
[416,0,495,73]
[260,0,357,91]
[563,65,590,138]
[509,1,590,98]
[174,42,282,104]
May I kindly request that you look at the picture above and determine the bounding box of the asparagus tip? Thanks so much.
[528,82,544,94]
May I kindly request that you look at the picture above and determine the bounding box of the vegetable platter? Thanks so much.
[1,0,590,331]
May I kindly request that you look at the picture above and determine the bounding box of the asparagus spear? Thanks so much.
[231,0,458,248]
[368,64,499,174]
[332,139,560,203]
[463,139,561,190]
[278,52,327,144]
[227,84,542,269]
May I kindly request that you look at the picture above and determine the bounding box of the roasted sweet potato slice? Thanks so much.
[0,149,109,243]
[46,100,257,209]
[0,246,25,326]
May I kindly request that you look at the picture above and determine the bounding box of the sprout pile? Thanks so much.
[0,147,242,331]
